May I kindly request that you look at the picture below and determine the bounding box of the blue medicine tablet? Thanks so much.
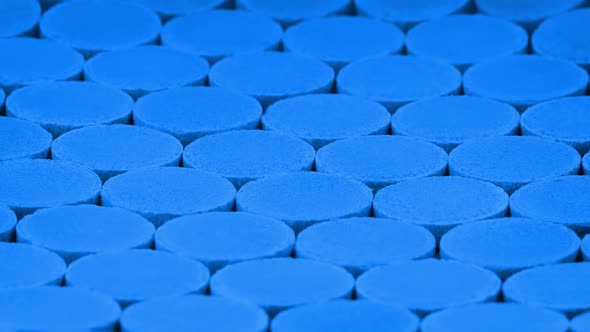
[0,159,101,218]
[236,0,350,27]
[272,300,419,332]
[0,286,120,331]
[0,38,83,92]
[406,15,528,71]
[183,130,315,188]
[572,312,590,332]
[0,89,4,112]
[448,136,581,194]
[121,295,268,332]
[17,205,155,263]
[392,96,520,152]
[283,17,404,70]
[131,0,226,20]
[101,167,235,227]
[40,0,162,57]
[6,82,133,137]
[316,136,448,191]
[356,259,501,316]
[52,125,183,181]
[263,94,389,149]
[162,10,282,64]
[84,46,209,99]
[133,87,262,146]
[295,217,435,276]
[503,263,590,316]
[66,249,210,306]
[0,207,16,242]
[236,172,372,232]
[421,303,569,332]
[463,55,588,112]
[155,212,294,272]
[209,52,334,108]
[0,0,40,38]
[583,235,590,261]
[337,56,461,112]
[210,258,354,315]
[0,117,52,161]
[440,218,580,279]
[0,242,65,289]
[585,153,590,174]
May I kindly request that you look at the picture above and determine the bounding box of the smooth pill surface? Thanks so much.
[236,0,350,27]
[0,207,16,242]
[0,242,66,289]
[0,0,40,38]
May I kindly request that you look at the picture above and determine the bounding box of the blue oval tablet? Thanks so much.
[66,249,209,306]
[449,136,581,194]
[17,205,155,263]
[0,242,65,289]
[0,0,40,38]
[572,311,590,332]
[155,212,294,272]
[236,0,350,27]
[316,136,448,191]
[121,294,268,332]
[0,207,16,242]
[464,55,588,112]
[236,172,372,232]
[0,117,52,161]
[52,124,183,181]
[40,0,162,57]
[585,153,590,174]
[131,0,226,20]
[209,52,334,108]
[210,258,354,315]
[184,130,315,188]
[583,235,590,261]
[337,55,462,112]
[296,217,435,276]
[162,10,282,63]
[272,300,419,332]
[101,167,236,227]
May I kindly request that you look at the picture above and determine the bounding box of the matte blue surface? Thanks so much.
[155,212,294,272]
[572,311,590,332]
[66,249,210,306]
[295,217,435,276]
[0,89,4,112]
[448,136,581,194]
[6,82,133,137]
[236,172,373,232]
[0,0,40,38]
[0,243,65,289]
[210,258,354,315]
[52,124,183,181]
[0,207,16,242]
[262,94,390,149]
[356,259,501,315]
[131,0,226,20]
[236,0,351,27]
[316,136,448,191]
[272,300,419,332]
[337,55,462,112]
[121,295,268,332]
[17,205,155,263]
[476,0,582,30]
[583,235,590,261]
[209,52,335,108]
[585,152,590,175]
[0,117,52,161]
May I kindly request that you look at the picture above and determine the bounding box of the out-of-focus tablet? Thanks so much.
[503,263,590,316]
[448,136,581,194]
[66,249,210,306]
[121,295,268,332]
[0,89,4,113]
[572,311,590,332]
[0,159,101,218]
[210,258,354,315]
[272,300,419,332]
[52,125,183,182]
[0,286,120,331]
[236,0,351,27]
[585,153,590,174]
[0,38,83,93]
[236,172,372,232]
[406,15,528,71]
[155,212,294,272]
[0,0,40,38]
[84,46,209,99]
[421,303,569,332]
[295,217,435,276]
[0,207,16,242]
[133,87,262,146]
[131,0,226,21]
[183,130,315,188]
[583,235,590,261]
[40,0,162,57]
[0,242,65,289]
[162,10,282,64]
[209,52,334,108]
[17,205,155,264]
[283,17,404,70]
[463,55,588,112]
[392,96,520,152]
[316,136,448,191]
[0,117,52,161]
[356,259,501,316]
[337,56,461,112]
[6,82,133,137]
[101,167,236,227]
[440,218,580,279]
